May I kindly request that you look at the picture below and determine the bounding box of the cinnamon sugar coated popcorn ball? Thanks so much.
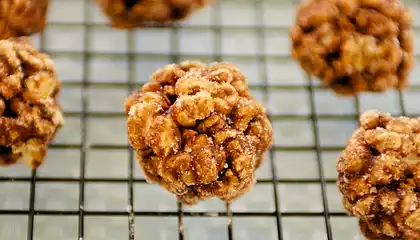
[0,0,50,39]
[337,110,420,239]
[125,61,273,205]
[95,0,214,29]
[290,0,414,95]
[0,37,63,169]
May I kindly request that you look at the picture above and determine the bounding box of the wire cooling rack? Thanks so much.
[0,0,420,239]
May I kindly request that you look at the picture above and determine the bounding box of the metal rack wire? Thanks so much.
[0,0,420,239]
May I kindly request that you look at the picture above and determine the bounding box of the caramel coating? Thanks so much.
[0,37,63,169]
[95,0,214,29]
[0,0,49,39]
[125,61,273,205]
[337,110,420,239]
[290,0,414,96]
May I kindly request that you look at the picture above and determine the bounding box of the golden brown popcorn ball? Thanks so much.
[95,0,214,29]
[337,110,420,239]
[290,0,414,96]
[0,0,50,39]
[125,61,273,205]
[0,37,63,169]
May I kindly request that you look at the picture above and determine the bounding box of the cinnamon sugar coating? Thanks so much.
[337,110,420,239]
[125,61,273,205]
[290,0,414,96]
[95,0,214,29]
[0,0,49,39]
[0,37,63,169]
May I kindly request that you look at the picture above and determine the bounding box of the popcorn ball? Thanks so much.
[337,110,420,239]
[125,61,273,205]
[95,0,213,29]
[0,37,63,168]
[290,0,414,95]
[0,0,50,39]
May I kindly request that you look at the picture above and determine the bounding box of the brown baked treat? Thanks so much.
[337,110,420,239]
[0,37,63,169]
[290,0,414,96]
[125,61,273,205]
[95,0,214,29]
[0,0,50,39]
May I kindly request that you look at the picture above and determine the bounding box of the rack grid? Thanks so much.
[0,0,420,239]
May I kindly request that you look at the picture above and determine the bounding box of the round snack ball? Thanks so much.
[290,0,414,96]
[0,0,50,39]
[95,0,214,29]
[337,110,420,239]
[125,61,273,205]
[0,37,63,169]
